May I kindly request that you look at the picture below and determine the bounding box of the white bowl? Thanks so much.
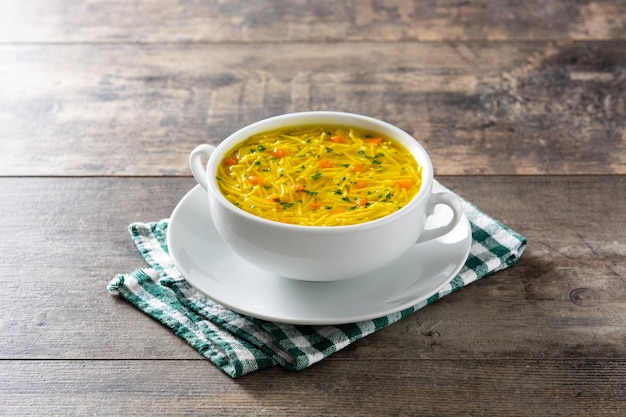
[190,111,463,281]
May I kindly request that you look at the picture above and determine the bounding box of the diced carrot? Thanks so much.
[318,159,333,168]
[355,197,368,206]
[310,200,323,209]
[247,175,265,185]
[350,163,365,172]
[291,184,306,192]
[397,179,413,189]
[267,193,280,202]
[354,180,367,189]
[365,137,383,145]
[330,135,344,143]
[273,147,287,158]
[223,157,238,166]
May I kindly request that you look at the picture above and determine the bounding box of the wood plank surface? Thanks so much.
[1,41,625,176]
[1,176,624,360]
[1,0,625,43]
[2,0,625,415]
[3,359,626,416]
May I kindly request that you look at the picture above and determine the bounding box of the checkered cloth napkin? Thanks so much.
[108,184,526,378]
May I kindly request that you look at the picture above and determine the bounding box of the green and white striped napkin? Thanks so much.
[108,185,526,378]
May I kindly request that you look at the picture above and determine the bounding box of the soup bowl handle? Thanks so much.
[416,192,464,243]
[189,144,216,190]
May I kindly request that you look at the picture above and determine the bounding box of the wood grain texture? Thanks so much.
[1,0,625,43]
[0,176,623,360]
[2,359,626,416]
[1,41,625,176]
[2,1,625,414]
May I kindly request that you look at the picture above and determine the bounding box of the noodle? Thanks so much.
[216,125,422,226]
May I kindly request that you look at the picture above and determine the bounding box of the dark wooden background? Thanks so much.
[1,1,625,415]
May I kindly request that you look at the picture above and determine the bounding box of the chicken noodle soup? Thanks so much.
[216,125,422,226]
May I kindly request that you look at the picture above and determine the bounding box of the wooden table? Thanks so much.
[1,1,625,415]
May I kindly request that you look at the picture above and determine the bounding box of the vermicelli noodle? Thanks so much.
[216,125,422,226]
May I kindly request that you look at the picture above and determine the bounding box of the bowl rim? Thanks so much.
[205,111,434,232]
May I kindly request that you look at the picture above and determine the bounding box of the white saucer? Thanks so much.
[166,183,472,325]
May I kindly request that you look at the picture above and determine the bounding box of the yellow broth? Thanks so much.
[216,125,422,226]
